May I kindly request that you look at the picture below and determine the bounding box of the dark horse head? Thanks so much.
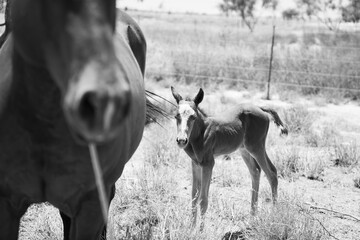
[11,0,133,143]
[0,0,155,239]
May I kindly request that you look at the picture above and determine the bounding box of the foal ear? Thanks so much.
[193,88,204,106]
[171,86,183,104]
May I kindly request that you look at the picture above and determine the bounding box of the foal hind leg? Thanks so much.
[265,151,278,202]
[246,144,278,205]
[0,199,29,240]
[240,149,261,215]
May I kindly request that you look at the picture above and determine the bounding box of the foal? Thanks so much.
[171,87,288,227]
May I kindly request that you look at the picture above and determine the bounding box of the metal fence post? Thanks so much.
[266,25,276,100]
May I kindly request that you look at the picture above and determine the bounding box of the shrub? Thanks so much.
[332,141,359,168]
[303,157,326,181]
[282,105,315,134]
[273,147,301,180]
[354,177,360,188]
[244,200,325,240]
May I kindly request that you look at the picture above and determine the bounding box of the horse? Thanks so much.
[171,87,288,228]
[0,0,162,239]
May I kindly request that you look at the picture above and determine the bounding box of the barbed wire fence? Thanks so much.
[142,18,360,99]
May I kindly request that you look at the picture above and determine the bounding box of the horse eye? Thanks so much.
[188,115,195,120]
[175,114,180,120]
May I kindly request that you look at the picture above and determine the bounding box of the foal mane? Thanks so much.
[183,97,208,118]
[197,107,208,118]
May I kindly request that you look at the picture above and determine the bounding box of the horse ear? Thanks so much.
[171,86,182,104]
[193,88,204,106]
[127,25,147,77]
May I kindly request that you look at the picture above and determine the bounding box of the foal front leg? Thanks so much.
[198,158,214,230]
[191,161,201,227]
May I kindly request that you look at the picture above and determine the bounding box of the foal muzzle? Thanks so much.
[176,137,188,148]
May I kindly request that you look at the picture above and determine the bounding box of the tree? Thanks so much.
[296,0,343,31]
[219,0,258,32]
[262,0,278,11]
[282,8,300,21]
[341,0,360,22]
[219,0,277,32]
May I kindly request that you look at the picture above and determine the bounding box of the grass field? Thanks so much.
[11,10,360,240]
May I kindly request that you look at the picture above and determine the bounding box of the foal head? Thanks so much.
[11,0,135,143]
[171,87,204,148]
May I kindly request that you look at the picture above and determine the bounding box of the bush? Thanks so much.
[282,104,315,134]
[273,146,301,180]
[303,157,326,181]
[332,141,359,168]
[244,200,325,240]
[354,177,360,188]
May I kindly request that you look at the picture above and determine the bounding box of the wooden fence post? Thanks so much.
[266,25,276,100]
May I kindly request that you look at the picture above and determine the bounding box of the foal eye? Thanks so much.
[174,114,180,120]
[188,115,195,120]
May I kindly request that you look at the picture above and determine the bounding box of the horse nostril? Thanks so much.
[77,90,131,131]
[78,91,98,127]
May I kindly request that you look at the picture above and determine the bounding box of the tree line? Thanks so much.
[219,0,360,32]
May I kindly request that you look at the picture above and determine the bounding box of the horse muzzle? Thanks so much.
[63,61,132,144]
[65,87,131,144]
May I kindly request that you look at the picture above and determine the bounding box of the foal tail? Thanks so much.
[260,107,288,136]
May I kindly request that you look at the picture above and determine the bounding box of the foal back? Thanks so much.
[209,103,273,157]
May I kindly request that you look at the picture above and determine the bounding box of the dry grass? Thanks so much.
[130,10,360,101]
[107,117,338,239]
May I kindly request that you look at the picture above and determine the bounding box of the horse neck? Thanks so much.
[11,50,62,120]
[189,109,207,142]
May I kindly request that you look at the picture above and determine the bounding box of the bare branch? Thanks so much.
[304,202,360,222]
[296,203,341,240]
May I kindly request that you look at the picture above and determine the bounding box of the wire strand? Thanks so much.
[146,72,360,93]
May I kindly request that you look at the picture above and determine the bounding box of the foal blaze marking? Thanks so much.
[171,87,288,227]
[0,0,153,239]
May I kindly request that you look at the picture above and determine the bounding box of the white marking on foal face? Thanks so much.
[175,102,196,148]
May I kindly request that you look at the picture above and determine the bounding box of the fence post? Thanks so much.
[266,25,276,100]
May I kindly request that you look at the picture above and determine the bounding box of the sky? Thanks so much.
[117,0,297,15]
